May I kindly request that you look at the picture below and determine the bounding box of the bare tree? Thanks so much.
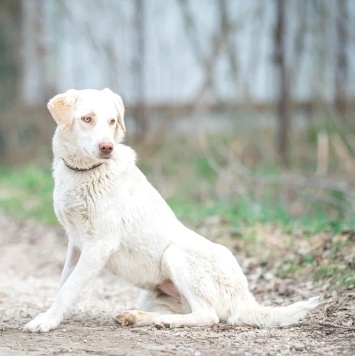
[218,0,238,95]
[133,0,147,141]
[0,0,21,107]
[274,0,289,166]
[0,0,22,164]
[335,0,348,121]
[178,0,242,104]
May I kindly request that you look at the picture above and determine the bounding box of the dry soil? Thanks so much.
[0,213,354,355]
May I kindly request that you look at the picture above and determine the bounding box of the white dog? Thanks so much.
[24,88,320,333]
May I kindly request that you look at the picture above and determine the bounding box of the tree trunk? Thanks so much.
[134,0,148,142]
[274,0,289,166]
[0,0,22,164]
[335,0,348,121]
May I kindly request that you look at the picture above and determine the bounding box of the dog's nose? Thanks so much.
[99,142,114,154]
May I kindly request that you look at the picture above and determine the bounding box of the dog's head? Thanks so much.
[48,88,125,160]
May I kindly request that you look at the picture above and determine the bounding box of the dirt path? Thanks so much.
[0,212,354,355]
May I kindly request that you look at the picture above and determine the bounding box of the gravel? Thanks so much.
[0,212,354,355]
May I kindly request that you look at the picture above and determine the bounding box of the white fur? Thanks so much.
[24,89,320,333]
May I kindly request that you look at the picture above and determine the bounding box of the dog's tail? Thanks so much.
[228,296,321,328]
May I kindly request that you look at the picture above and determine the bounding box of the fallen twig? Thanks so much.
[318,322,355,330]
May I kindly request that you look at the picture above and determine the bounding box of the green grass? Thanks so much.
[274,234,355,289]
[135,134,355,234]
[0,165,56,224]
[314,265,355,288]
[0,162,354,233]
[277,260,355,288]
[0,163,353,288]
[166,197,354,234]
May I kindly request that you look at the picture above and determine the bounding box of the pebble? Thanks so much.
[294,343,304,351]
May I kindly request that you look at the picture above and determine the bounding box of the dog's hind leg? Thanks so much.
[149,245,220,328]
[113,310,160,326]
[150,292,219,328]
[113,291,187,327]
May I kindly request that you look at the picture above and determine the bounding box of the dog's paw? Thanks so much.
[154,321,171,329]
[153,315,179,329]
[23,312,61,333]
[113,312,136,326]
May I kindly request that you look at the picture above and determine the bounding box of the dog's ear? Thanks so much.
[103,88,126,132]
[47,90,79,130]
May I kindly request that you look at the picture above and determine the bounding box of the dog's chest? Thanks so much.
[54,174,113,236]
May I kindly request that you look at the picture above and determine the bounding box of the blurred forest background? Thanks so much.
[1,3,355,351]
[0,0,354,232]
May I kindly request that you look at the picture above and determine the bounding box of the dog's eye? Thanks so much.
[82,116,92,123]
[110,119,116,125]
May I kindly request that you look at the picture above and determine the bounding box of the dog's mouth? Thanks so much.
[82,147,112,161]
[99,153,112,160]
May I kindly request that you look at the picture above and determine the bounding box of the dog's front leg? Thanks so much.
[24,242,113,333]
[59,239,80,289]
